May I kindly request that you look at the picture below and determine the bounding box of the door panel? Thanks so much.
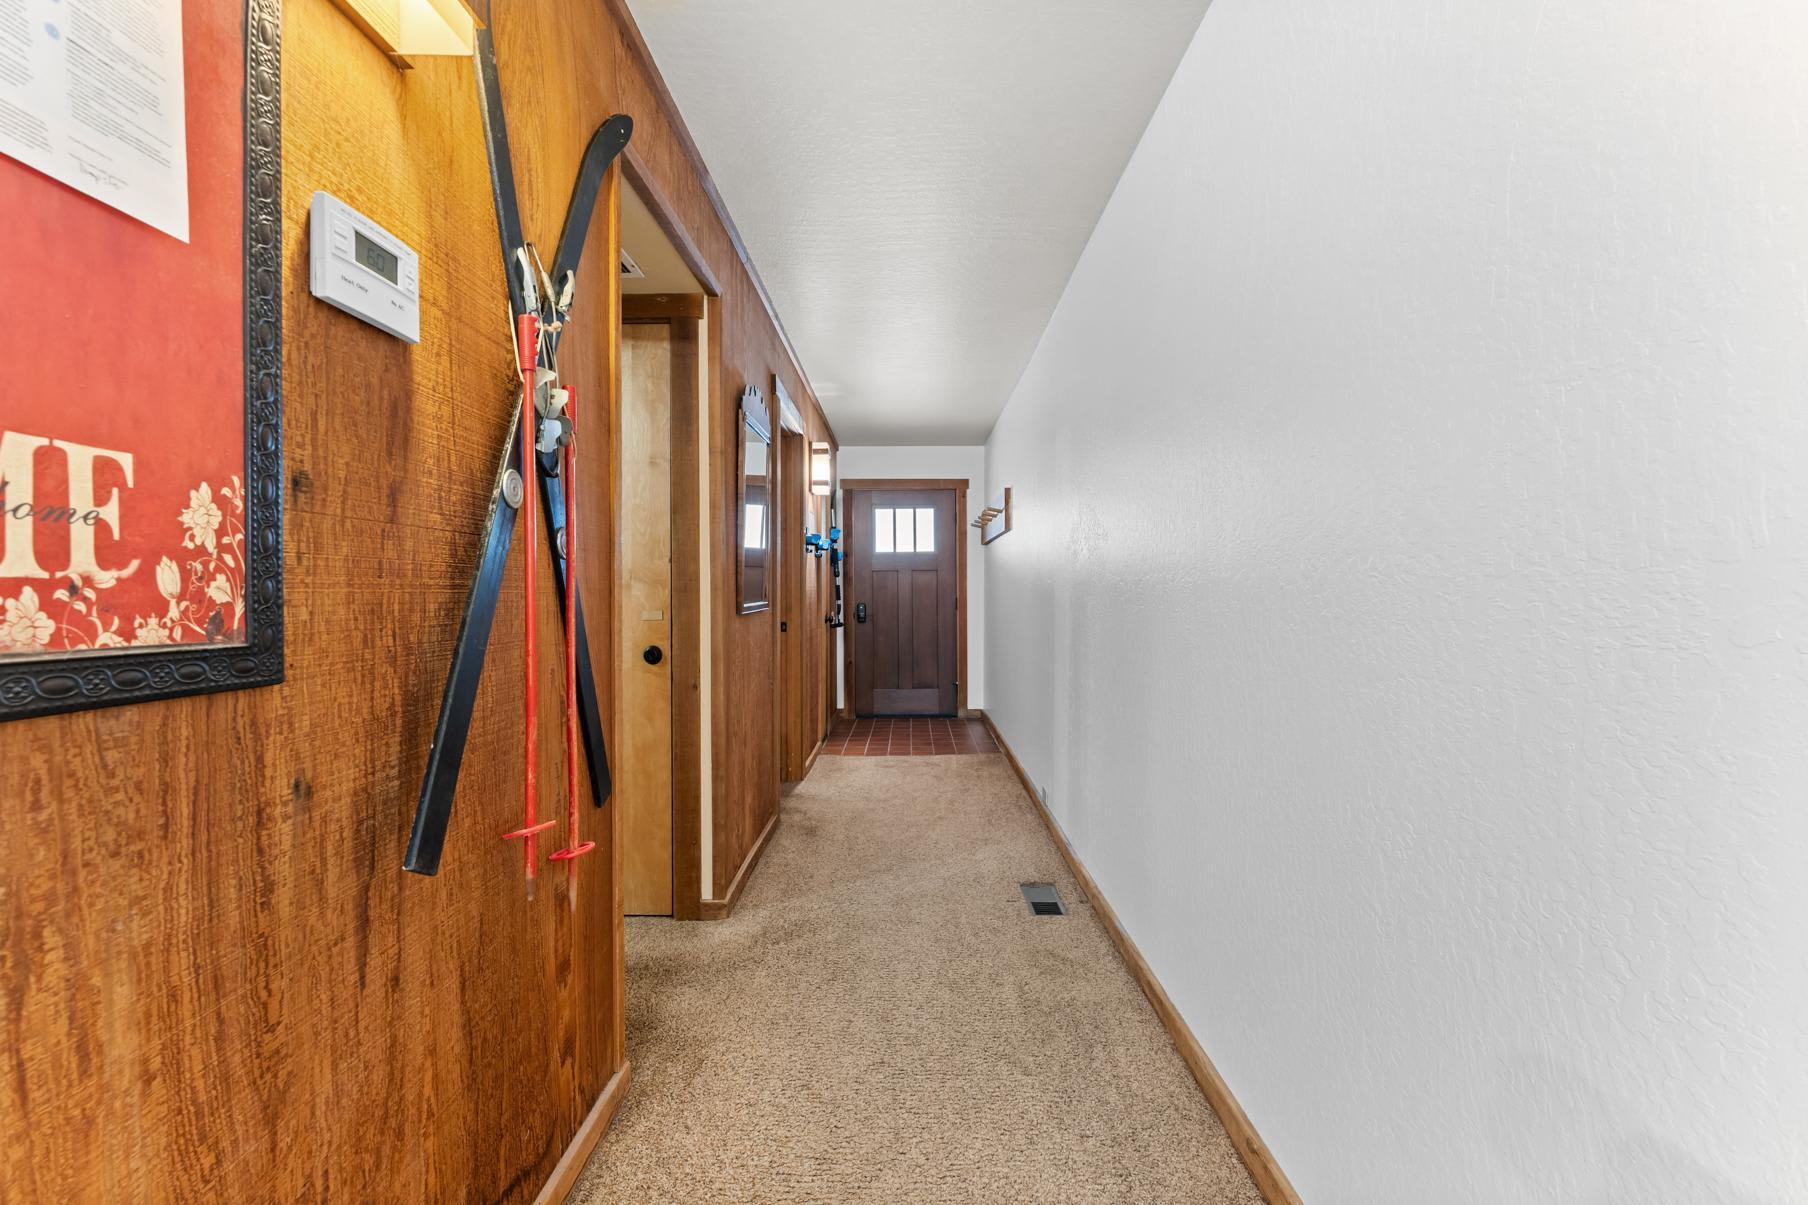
[872,570,898,693]
[621,323,673,915]
[850,488,957,716]
[909,570,939,687]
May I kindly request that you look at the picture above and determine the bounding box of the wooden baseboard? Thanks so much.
[699,807,780,920]
[977,713,1303,1205]
[801,735,823,779]
[533,1062,632,1205]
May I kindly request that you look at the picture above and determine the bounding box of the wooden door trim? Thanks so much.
[621,144,723,297]
[623,293,706,321]
[840,477,968,492]
[667,312,705,920]
[778,428,807,781]
[841,480,969,716]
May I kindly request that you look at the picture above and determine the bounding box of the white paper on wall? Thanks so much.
[0,0,189,240]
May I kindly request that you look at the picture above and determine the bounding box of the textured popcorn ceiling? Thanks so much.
[626,0,1213,444]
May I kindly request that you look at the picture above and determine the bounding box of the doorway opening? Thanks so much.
[775,423,803,774]
[618,167,711,917]
[841,479,968,718]
[771,391,833,782]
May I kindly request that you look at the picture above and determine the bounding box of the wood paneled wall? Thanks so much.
[0,0,835,1196]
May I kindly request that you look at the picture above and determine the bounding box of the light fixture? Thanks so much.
[333,0,480,64]
[809,442,833,496]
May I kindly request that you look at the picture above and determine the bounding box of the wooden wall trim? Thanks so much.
[605,0,817,416]
[604,162,629,1124]
[698,807,779,921]
[976,712,1304,1205]
[703,288,728,902]
[531,1063,633,1205]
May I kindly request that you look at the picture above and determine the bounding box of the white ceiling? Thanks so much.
[627,0,1213,445]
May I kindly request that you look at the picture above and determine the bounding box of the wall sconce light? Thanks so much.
[333,0,480,64]
[809,441,833,496]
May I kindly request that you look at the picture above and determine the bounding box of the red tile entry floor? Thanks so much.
[823,717,1000,757]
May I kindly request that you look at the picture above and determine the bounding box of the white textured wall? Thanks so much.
[983,2,1808,1202]
[835,445,987,709]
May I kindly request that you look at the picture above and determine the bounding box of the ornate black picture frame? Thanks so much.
[0,0,283,721]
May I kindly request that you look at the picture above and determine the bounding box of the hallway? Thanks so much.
[573,755,1262,1204]
[7,0,1807,1198]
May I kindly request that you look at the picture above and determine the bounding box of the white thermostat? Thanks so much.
[309,192,420,343]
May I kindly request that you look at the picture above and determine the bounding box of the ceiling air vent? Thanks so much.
[1020,882,1066,916]
[619,248,646,279]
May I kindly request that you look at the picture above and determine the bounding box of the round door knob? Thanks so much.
[643,645,664,665]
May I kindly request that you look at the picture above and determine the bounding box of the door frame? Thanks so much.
[620,148,720,921]
[776,425,808,779]
[840,478,969,718]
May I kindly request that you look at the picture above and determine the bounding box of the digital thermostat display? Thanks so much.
[308,191,420,343]
[354,230,398,284]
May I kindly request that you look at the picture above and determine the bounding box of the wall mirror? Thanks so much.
[737,386,772,613]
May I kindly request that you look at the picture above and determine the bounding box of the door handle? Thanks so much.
[855,602,867,623]
[643,645,664,665]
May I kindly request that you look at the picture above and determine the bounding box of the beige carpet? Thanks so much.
[572,754,1265,1205]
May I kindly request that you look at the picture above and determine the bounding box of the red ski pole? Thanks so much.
[549,386,596,902]
[503,312,555,892]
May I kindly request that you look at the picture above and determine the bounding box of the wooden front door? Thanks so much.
[850,488,959,716]
[620,321,673,915]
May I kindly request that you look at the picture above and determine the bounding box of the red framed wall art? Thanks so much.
[0,0,284,719]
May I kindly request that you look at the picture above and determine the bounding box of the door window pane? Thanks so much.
[873,504,936,553]
[915,507,935,553]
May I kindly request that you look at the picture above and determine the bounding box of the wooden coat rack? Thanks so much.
[972,487,1012,545]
